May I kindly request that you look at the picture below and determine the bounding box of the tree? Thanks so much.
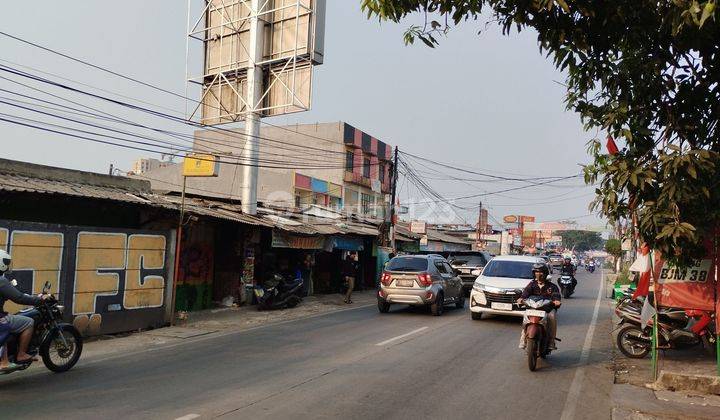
[556,230,603,251]
[362,1,720,265]
[605,238,623,273]
[605,238,622,258]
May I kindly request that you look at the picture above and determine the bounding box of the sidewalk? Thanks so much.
[610,309,720,418]
[63,291,377,367]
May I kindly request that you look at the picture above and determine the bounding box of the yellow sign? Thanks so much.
[183,154,220,177]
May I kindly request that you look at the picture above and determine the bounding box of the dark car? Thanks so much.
[447,251,493,295]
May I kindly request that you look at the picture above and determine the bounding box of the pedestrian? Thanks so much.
[342,252,359,304]
[299,254,313,297]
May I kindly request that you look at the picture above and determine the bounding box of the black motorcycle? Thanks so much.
[253,274,304,311]
[2,281,83,374]
[558,274,575,298]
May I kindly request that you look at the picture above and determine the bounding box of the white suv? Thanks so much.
[469,255,548,320]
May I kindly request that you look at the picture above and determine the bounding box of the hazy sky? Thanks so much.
[0,1,603,227]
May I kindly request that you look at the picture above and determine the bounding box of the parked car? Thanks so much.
[448,251,493,295]
[378,254,464,316]
[469,255,549,320]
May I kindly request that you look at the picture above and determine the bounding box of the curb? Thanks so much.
[654,371,720,396]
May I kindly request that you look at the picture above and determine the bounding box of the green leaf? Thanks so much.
[700,1,716,27]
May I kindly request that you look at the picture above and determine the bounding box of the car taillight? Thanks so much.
[380,272,392,286]
[417,272,432,286]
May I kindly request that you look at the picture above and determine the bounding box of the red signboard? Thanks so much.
[654,254,716,311]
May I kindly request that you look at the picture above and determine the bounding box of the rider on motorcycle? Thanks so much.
[560,257,578,289]
[517,263,562,349]
[0,250,50,364]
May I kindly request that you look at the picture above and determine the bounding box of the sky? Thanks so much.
[0,1,604,228]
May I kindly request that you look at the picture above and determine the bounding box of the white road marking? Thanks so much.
[375,327,428,346]
[560,269,604,420]
[174,414,200,420]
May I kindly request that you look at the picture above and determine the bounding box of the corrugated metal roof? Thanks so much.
[0,172,158,206]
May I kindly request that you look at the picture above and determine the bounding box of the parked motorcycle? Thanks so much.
[614,297,716,359]
[2,281,83,375]
[558,275,575,298]
[254,274,304,311]
[521,295,556,371]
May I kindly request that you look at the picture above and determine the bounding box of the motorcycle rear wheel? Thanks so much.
[40,326,83,373]
[562,288,571,299]
[527,338,538,371]
[616,325,650,359]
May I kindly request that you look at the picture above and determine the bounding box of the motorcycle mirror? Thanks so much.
[43,281,51,293]
[546,275,553,281]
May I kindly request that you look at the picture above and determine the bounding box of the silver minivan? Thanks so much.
[378,254,464,316]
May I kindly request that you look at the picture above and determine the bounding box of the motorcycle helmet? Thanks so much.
[531,262,549,278]
[564,257,572,263]
[0,249,10,274]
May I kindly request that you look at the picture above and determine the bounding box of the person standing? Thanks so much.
[342,252,359,304]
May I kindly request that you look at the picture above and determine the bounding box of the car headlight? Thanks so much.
[472,282,485,292]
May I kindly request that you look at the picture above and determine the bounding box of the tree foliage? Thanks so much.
[605,238,623,257]
[556,230,604,251]
[362,0,720,265]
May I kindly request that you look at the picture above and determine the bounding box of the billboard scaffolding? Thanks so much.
[186,0,325,125]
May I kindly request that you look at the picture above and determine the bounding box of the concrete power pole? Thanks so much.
[476,201,483,251]
[389,146,399,251]
[241,0,265,215]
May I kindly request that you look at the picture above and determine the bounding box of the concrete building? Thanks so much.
[134,122,393,218]
[130,158,172,175]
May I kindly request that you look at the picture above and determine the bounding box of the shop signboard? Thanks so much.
[410,221,427,234]
[271,231,324,249]
[503,215,518,224]
[655,257,715,311]
[183,153,220,177]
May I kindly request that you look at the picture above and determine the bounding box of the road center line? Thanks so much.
[174,414,200,420]
[375,327,428,346]
[560,269,604,420]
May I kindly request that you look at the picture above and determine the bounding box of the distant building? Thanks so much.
[132,122,393,218]
[130,158,172,175]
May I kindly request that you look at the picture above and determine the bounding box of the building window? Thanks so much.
[346,151,354,172]
[363,158,370,178]
[361,193,372,214]
[379,163,385,183]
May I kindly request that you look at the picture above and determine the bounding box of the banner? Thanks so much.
[271,231,324,249]
[654,256,715,311]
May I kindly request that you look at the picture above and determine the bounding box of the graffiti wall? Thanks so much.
[0,220,173,336]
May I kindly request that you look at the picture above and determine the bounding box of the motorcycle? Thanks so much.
[614,297,716,359]
[586,262,595,273]
[558,275,575,298]
[521,295,557,371]
[253,274,304,311]
[1,281,83,374]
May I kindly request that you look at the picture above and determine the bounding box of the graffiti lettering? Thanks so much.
[73,232,126,315]
[6,231,63,313]
[124,234,166,309]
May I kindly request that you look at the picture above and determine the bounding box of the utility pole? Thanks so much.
[389,146,399,251]
[240,0,264,215]
[476,201,483,251]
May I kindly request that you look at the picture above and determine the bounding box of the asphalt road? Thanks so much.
[0,269,613,419]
